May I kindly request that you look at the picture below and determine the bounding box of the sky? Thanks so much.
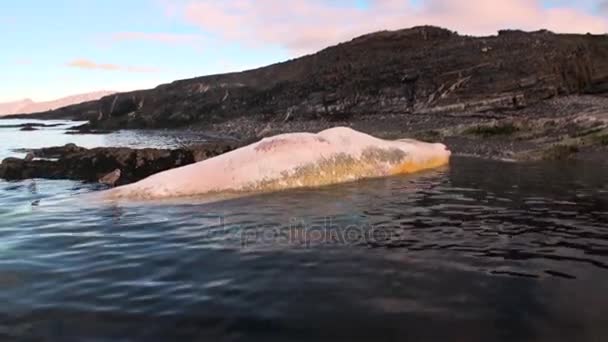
[0,0,607,102]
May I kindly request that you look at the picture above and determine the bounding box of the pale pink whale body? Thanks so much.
[102,127,451,200]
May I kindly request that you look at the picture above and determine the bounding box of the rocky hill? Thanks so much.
[0,91,115,116]
[7,26,608,132]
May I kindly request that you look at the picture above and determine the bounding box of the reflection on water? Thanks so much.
[2,119,608,340]
[0,152,607,340]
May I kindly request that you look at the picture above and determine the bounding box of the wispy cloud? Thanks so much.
[68,59,120,71]
[171,0,608,55]
[66,59,160,73]
[110,32,204,45]
[15,59,32,65]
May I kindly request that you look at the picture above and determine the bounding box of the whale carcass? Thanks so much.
[102,127,451,200]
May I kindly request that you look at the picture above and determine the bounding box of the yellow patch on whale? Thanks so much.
[243,147,448,193]
[389,155,450,175]
[243,153,381,192]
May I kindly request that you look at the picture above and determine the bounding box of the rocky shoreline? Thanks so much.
[0,142,238,185]
[201,94,608,161]
[2,95,608,185]
[0,122,67,131]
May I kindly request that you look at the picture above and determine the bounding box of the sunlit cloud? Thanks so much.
[170,0,608,55]
[66,59,160,73]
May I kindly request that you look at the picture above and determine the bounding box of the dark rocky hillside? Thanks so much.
[8,26,608,132]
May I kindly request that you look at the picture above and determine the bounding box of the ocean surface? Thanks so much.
[1,119,608,341]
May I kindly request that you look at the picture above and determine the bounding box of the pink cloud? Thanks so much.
[174,0,608,55]
[68,59,121,71]
[66,59,160,73]
[110,32,204,45]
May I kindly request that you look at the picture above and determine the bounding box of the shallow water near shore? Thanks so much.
[1,120,608,340]
[0,119,213,160]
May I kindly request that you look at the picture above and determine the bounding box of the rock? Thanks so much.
[15,143,87,159]
[0,158,25,179]
[255,123,273,138]
[65,128,112,135]
[65,123,113,134]
[0,123,65,129]
[20,125,38,131]
[0,142,239,184]
[99,169,121,187]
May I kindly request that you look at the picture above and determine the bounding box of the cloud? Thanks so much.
[15,59,32,65]
[600,1,608,13]
[173,0,608,55]
[68,59,121,71]
[110,32,204,45]
[66,59,160,73]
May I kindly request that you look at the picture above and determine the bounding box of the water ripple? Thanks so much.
[1,149,608,339]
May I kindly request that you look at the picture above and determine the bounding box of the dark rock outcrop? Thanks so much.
[0,123,65,129]
[6,26,607,130]
[14,143,86,158]
[19,126,39,131]
[63,123,112,135]
[0,142,238,185]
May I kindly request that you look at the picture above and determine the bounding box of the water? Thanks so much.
[0,119,213,160]
[1,120,608,341]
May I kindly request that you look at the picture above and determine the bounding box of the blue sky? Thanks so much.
[0,0,290,101]
[1,0,606,102]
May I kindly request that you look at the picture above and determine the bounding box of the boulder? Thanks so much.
[99,169,122,186]
[0,142,238,185]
